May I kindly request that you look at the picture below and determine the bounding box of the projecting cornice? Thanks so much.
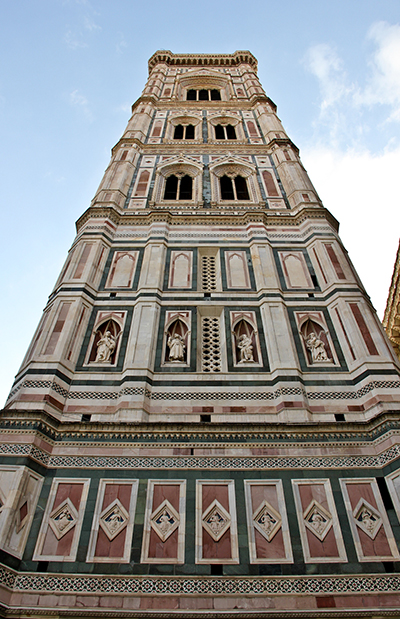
[75,205,339,233]
[148,50,257,73]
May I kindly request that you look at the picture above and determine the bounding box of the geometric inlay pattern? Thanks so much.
[303,499,333,541]
[353,498,383,540]
[99,499,129,541]
[202,499,231,541]
[252,500,282,542]
[150,499,180,543]
[49,498,78,540]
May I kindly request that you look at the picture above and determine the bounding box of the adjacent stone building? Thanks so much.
[2,50,400,617]
[384,239,400,362]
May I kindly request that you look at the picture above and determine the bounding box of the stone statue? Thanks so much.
[237,333,254,363]
[167,333,185,362]
[95,330,118,363]
[305,331,330,362]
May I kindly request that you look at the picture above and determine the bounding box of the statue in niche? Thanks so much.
[167,333,186,362]
[305,331,330,362]
[237,333,254,363]
[95,330,118,363]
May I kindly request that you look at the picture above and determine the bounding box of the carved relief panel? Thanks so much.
[292,479,347,563]
[86,479,138,563]
[141,480,186,564]
[0,466,43,559]
[195,480,239,564]
[244,480,293,564]
[33,478,90,562]
[340,478,400,562]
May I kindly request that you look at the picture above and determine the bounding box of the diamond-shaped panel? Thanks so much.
[99,499,129,541]
[303,499,332,541]
[253,500,282,542]
[150,499,180,542]
[353,498,383,540]
[202,499,231,542]
[49,498,78,540]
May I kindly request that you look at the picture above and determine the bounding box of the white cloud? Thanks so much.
[354,21,400,121]
[302,144,400,318]
[69,89,92,120]
[64,30,88,49]
[304,44,351,112]
[116,33,127,55]
[84,16,101,32]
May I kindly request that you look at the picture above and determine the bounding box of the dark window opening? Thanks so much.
[226,124,236,139]
[377,477,394,510]
[179,175,192,199]
[235,175,249,200]
[164,175,193,200]
[383,562,395,573]
[186,89,221,101]
[37,561,49,572]
[311,274,319,287]
[215,124,225,140]
[185,124,195,139]
[173,124,184,139]
[82,414,92,422]
[220,175,235,200]
[200,414,211,422]
[334,413,346,422]
[211,565,223,575]
[109,292,116,298]
[164,174,178,200]
[204,292,211,298]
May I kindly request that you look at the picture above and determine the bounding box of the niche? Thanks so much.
[232,317,259,365]
[164,315,190,365]
[89,318,122,365]
[299,317,333,365]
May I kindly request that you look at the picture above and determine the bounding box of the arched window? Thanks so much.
[173,124,195,139]
[164,174,193,200]
[214,124,236,140]
[220,175,249,200]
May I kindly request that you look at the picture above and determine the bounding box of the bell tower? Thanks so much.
[2,51,400,617]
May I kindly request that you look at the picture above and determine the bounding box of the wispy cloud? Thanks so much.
[354,22,400,121]
[304,44,352,112]
[116,33,127,55]
[64,30,88,49]
[69,89,92,120]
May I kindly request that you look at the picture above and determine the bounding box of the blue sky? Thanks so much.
[1,0,400,404]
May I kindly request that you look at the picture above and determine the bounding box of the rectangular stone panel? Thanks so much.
[195,480,239,564]
[292,479,347,563]
[141,480,186,564]
[340,477,400,562]
[86,479,138,563]
[244,480,293,564]
[0,465,44,560]
[33,478,90,562]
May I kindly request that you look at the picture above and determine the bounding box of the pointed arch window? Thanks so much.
[164,174,193,200]
[220,175,249,200]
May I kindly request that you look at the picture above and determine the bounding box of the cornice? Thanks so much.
[130,93,277,115]
[148,50,258,73]
[75,206,339,234]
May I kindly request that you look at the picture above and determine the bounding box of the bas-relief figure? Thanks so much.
[95,330,119,363]
[167,333,186,362]
[305,331,330,363]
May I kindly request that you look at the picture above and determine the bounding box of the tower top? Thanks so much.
[148,50,258,74]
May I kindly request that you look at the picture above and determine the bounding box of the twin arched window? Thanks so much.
[173,124,195,140]
[215,124,236,140]
[164,175,193,200]
[220,175,249,200]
